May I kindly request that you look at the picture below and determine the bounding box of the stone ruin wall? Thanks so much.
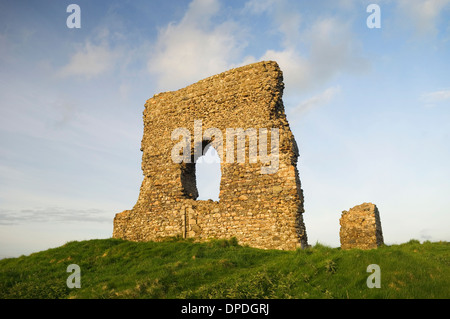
[339,202,384,250]
[113,61,308,250]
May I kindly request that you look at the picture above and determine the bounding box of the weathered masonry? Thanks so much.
[339,203,384,250]
[113,61,308,250]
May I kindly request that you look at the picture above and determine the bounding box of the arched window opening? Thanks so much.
[195,144,221,201]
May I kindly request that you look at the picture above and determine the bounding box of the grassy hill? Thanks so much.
[0,238,448,299]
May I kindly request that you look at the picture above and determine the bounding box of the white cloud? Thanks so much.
[148,0,247,91]
[423,89,450,101]
[291,86,341,116]
[58,41,120,78]
[147,0,369,96]
[0,207,111,225]
[421,89,450,107]
[244,0,301,48]
[261,48,310,90]
[397,0,450,37]
[260,14,369,97]
[243,0,276,14]
[306,17,369,78]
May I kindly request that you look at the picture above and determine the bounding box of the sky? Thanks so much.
[1,0,449,258]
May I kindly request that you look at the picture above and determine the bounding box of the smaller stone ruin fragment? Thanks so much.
[339,202,384,250]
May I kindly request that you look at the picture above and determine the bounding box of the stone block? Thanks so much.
[339,203,384,250]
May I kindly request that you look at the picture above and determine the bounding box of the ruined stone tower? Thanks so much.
[339,203,384,250]
[113,61,308,250]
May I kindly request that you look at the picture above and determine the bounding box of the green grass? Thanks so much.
[0,238,448,299]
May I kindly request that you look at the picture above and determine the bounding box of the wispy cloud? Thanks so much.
[244,0,301,48]
[290,86,341,117]
[146,0,370,96]
[396,0,450,37]
[148,0,247,91]
[58,41,120,79]
[0,207,111,225]
[421,89,450,107]
[249,1,370,96]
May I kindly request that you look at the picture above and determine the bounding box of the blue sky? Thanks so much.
[1,0,449,258]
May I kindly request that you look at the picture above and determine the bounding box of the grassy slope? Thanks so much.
[0,238,448,299]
